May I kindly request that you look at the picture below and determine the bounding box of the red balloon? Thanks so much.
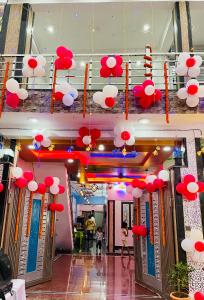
[28,58,38,69]
[138,180,146,190]
[49,203,57,211]
[44,176,54,187]
[105,97,115,108]
[37,183,46,194]
[194,292,204,300]
[55,57,72,70]
[139,96,153,109]
[90,139,97,148]
[133,85,144,98]
[187,84,198,96]
[198,182,204,193]
[58,185,65,194]
[111,65,123,77]
[186,57,196,68]
[90,129,101,140]
[0,183,4,192]
[155,89,162,101]
[101,56,108,66]
[195,241,204,252]
[176,182,185,194]
[153,178,164,190]
[79,127,89,137]
[183,190,197,201]
[76,137,85,148]
[56,203,64,212]
[132,225,147,237]
[56,46,73,59]
[146,183,155,193]
[15,177,27,189]
[143,80,154,88]
[54,91,64,101]
[35,134,44,143]
[115,55,123,65]
[132,179,140,188]
[6,94,19,109]
[100,66,112,78]
[23,171,34,182]
[121,131,130,141]
[184,174,196,183]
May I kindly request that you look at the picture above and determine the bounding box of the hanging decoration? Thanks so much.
[113,123,135,147]
[132,225,147,237]
[32,134,52,149]
[176,53,202,77]
[93,85,118,109]
[54,46,75,70]
[177,79,204,108]
[181,228,204,263]
[176,174,204,201]
[132,80,162,109]
[6,78,28,109]
[100,55,123,78]
[54,82,78,106]
[22,55,46,77]
[76,127,101,148]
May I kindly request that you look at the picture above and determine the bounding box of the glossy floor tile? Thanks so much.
[27,254,162,300]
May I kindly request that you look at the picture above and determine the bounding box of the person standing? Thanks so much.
[95,227,103,255]
[121,222,130,257]
[85,215,96,242]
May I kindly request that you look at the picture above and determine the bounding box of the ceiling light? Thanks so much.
[68,159,74,164]
[47,26,54,33]
[80,61,85,68]
[28,118,38,123]
[98,144,105,151]
[163,146,171,152]
[143,24,150,33]
[138,118,150,124]
[28,145,35,149]
[92,28,95,33]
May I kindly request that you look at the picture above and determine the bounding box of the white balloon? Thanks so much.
[187,182,199,193]
[114,124,125,136]
[186,79,199,88]
[132,187,143,198]
[190,229,203,241]
[181,238,195,252]
[23,55,30,65]
[146,175,157,184]
[114,138,124,148]
[62,94,74,106]
[125,136,135,146]
[68,88,78,100]
[50,185,59,195]
[12,167,23,178]
[198,86,204,97]
[188,67,200,78]
[103,85,118,98]
[93,91,105,104]
[158,170,169,181]
[36,55,46,66]
[6,78,19,93]
[17,88,28,100]
[194,55,202,67]
[177,88,187,99]
[126,185,133,194]
[53,177,60,186]
[178,52,190,63]
[144,85,155,96]
[34,67,45,77]
[70,59,76,70]
[186,96,199,107]
[82,135,91,145]
[106,57,117,68]
[28,180,38,192]
[176,65,187,76]
[56,82,72,94]
[100,101,109,109]
[41,138,51,148]
[22,67,33,77]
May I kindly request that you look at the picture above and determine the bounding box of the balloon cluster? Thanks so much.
[33,134,52,149]
[177,79,204,108]
[114,123,135,147]
[176,174,204,201]
[22,55,46,77]
[76,127,101,148]
[145,170,169,193]
[133,80,162,109]
[6,78,28,109]
[100,55,123,78]
[130,179,146,198]
[93,85,118,109]
[132,225,147,237]
[181,229,204,262]
[55,46,75,70]
[54,82,78,106]
[176,53,202,78]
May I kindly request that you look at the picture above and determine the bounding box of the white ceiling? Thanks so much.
[31,1,174,54]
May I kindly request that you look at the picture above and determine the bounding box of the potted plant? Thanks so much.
[168,262,194,299]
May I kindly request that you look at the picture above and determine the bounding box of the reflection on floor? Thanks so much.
[27,255,163,300]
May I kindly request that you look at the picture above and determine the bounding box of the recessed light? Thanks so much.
[143,24,150,33]
[138,118,150,124]
[68,159,74,164]
[28,118,38,123]
[163,146,171,152]
[98,144,105,151]
[28,145,35,149]
[47,26,54,33]
[92,28,95,33]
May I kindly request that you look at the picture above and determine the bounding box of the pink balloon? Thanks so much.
[133,85,144,98]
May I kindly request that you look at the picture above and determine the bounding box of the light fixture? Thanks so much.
[68,159,74,164]
[28,118,38,123]
[92,28,95,33]
[80,61,85,68]
[138,118,150,124]
[28,145,35,149]
[163,146,171,152]
[143,24,150,33]
[98,144,105,151]
[47,26,54,33]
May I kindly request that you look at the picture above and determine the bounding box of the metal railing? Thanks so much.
[0,52,204,91]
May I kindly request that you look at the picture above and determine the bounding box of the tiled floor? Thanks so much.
[26,254,162,300]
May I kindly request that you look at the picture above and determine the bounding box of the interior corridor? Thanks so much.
[26,255,162,300]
